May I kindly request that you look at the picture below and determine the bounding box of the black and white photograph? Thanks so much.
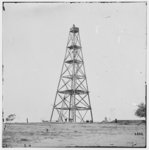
[2,1,147,148]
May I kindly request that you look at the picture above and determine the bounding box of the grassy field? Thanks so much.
[2,122,146,148]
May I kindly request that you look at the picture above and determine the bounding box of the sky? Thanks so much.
[2,2,146,122]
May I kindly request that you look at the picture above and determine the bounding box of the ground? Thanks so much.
[2,122,146,148]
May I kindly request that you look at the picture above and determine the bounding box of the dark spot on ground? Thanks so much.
[20,138,29,141]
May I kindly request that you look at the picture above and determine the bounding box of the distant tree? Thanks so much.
[135,103,146,118]
[4,114,16,131]
[6,114,16,123]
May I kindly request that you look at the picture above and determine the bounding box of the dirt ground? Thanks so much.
[2,122,146,148]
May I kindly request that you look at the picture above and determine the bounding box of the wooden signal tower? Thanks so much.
[50,25,93,123]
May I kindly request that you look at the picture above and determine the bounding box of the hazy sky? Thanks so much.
[3,2,146,122]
